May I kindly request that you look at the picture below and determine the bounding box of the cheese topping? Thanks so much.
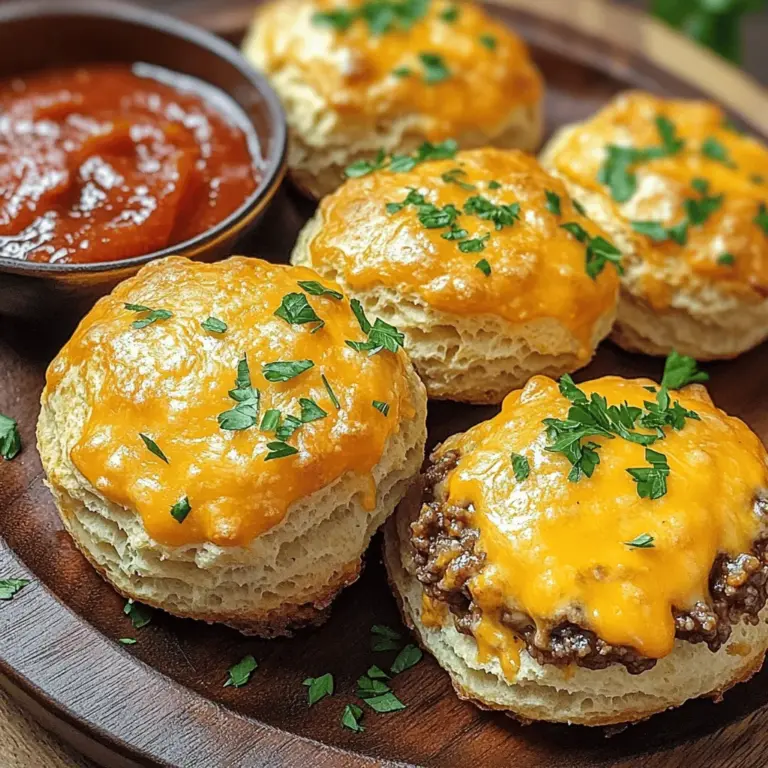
[307,149,620,357]
[255,0,542,138]
[546,91,768,308]
[46,256,416,548]
[438,375,768,671]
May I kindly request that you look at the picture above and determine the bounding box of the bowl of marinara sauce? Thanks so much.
[0,0,287,318]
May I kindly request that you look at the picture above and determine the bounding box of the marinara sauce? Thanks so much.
[0,63,260,264]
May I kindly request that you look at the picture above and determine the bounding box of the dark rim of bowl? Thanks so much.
[0,0,287,276]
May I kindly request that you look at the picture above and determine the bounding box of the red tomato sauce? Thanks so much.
[0,63,260,264]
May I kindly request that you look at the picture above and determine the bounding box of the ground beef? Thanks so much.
[410,449,768,675]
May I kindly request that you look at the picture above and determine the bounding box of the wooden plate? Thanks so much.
[2,1,768,766]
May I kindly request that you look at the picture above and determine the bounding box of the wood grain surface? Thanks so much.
[1,1,768,767]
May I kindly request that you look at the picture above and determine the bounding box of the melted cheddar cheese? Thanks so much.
[255,0,542,137]
[46,256,417,548]
[546,92,768,308]
[307,149,620,358]
[437,375,768,674]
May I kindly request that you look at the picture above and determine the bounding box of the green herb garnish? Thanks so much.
[511,453,530,481]
[124,599,152,629]
[441,168,476,191]
[479,34,497,50]
[265,441,299,461]
[260,409,281,432]
[300,398,328,423]
[371,624,402,652]
[218,357,260,431]
[717,253,736,266]
[459,235,489,254]
[118,638,137,645]
[755,203,768,234]
[418,52,451,84]
[322,374,341,410]
[312,0,429,35]
[0,413,21,460]
[303,673,334,706]
[474,257,491,274]
[345,139,457,178]
[125,303,173,330]
[170,497,191,524]
[661,351,709,390]
[627,448,670,500]
[464,195,520,230]
[625,533,655,549]
[488,180,502,190]
[201,317,227,334]
[362,691,406,713]
[297,280,343,300]
[224,655,258,688]
[559,222,623,279]
[262,360,315,382]
[0,579,29,600]
[341,703,365,732]
[391,644,423,674]
[545,190,561,216]
[702,136,735,167]
[139,433,169,463]
[392,66,413,78]
[275,293,324,332]
[373,400,390,416]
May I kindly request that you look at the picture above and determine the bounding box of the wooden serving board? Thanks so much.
[2,1,768,766]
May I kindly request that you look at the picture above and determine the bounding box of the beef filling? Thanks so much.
[410,449,768,675]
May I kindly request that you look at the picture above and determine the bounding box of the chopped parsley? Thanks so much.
[341,703,365,732]
[300,398,328,423]
[441,168,476,191]
[118,638,137,646]
[373,400,390,416]
[265,441,299,461]
[124,599,152,629]
[0,579,29,600]
[597,115,684,202]
[224,655,258,688]
[322,374,341,410]
[755,203,768,234]
[371,624,402,652]
[545,190,561,216]
[0,413,21,460]
[357,674,391,698]
[627,448,670,500]
[345,139,457,178]
[368,665,390,679]
[139,433,168,464]
[218,357,260,431]
[124,303,173,330]
[559,222,623,279]
[464,195,520,230]
[661,351,708,390]
[702,136,736,168]
[170,497,191,524]
[418,52,451,84]
[474,256,491,274]
[392,66,412,78]
[274,293,324,333]
[631,219,688,245]
[312,0,429,35]
[361,691,406,713]
[488,180,502,190]
[297,280,343,300]
[391,644,423,674]
[625,533,655,549]
[510,453,530,481]
[260,409,281,432]
[717,253,736,266]
[201,317,227,334]
[479,34,497,50]
[459,236,488,254]
[347,300,405,355]
[262,360,315,382]
[751,174,765,186]
[303,673,334,706]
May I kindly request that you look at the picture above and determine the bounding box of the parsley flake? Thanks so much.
[702,136,736,168]
[392,66,412,78]
[118,638,137,646]
[303,673,334,706]
[755,203,768,234]
[418,52,451,84]
[322,374,341,410]
[345,139,457,178]
[661,350,708,389]
[265,441,299,461]
[312,0,429,35]
[224,655,258,688]
[297,280,343,300]
[479,34,497,50]
[475,257,491,275]
[625,533,655,549]
[124,599,152,629]
[560,223,623,279]
[218,357,260,431]
[441,168,476,191]
[717,253,736,266]
[170,497,191,524]
[260,409,281,432]
[0,579,29,600]
[362,691,407,713]
[262,360,315,382]
[0,413,21,460]
[545,190,561,216]
[460,235,489,254]
[125,303,173,330]
[275,293,324,332]
[373,400,390,416]
[511,453,530,481]
[488,180,502,190]
[341,703,365,732]
[371,624,402,652]
[201,317,227,334]
[391,644,423,674]
[139,433,168,463]
[627,448,670,500]
[300,398,328,423]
